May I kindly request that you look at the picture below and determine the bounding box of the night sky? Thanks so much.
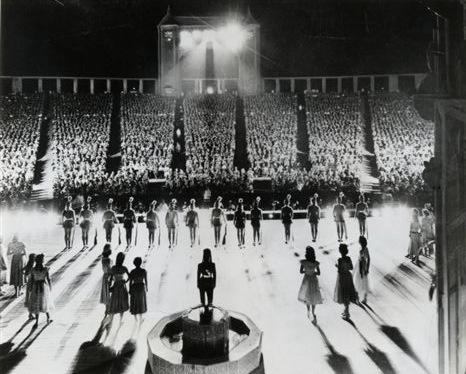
[1,0,463,78]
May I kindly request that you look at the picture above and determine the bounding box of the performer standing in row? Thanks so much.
[165,199,179,249]
[211,197,226,248]
[102,199,118,244]
[307,194,320,242]
[355,194,369,237]
[233,198,246,249]
[333,196,346,242]
[339,192,349,240]
[407,209,422,264]
[146,201,160,249]
[123,197,137,248]
[281,195,294,244]
[79,197,94,248]
[62,197,76,250]
[185,199,199,248]
[250,197,263,246]
[421,208,435,257]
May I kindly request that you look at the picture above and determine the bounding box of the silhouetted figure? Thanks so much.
[7,235,26,297]
[281,195,294,244]
[123,197,137,248]
[210,197,226,248]
[197,249,216,307]
[333,197,346,242]
[146,201,160,249]
[307,194,320,242]
[129,257,147,322]
[334,244,357,319]
[355,194,369,237]
[165,199,179,249]
[108,252,130,323]
[29,254,53,328]
[102,199,118,244]
[79,197,94,248]
[233,199,246,248]
[185,199,199,248]
[250,197,263,246]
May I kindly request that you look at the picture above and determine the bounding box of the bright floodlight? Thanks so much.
[192,30,203,44]
[218,23,246,52]
[180,30,193,49]
[206,86,215,94]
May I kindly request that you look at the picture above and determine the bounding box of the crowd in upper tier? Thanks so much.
[369,93,434,195]
[305,93,364,192]
[0,91,435,202]
[0,94,42,200]
[51,93,112,197]
[244,94,300,190]
[112,94,176,195]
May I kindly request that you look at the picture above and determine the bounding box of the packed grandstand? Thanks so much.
[0,91,434,204]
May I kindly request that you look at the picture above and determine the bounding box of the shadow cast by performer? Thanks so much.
[313,322,354,374]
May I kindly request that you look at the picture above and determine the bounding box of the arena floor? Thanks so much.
[0,207,437,374]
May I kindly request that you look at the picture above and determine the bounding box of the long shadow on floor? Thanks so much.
[361,302,431,374]
[70,318,137,374]
[0,323,50,374]
[0,319,34,356]
[313,323,354,374]
[344,316,397,374]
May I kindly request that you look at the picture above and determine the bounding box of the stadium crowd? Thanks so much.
[51,93,112,197]
[369,93,434,195]
[113,94,176,195]
[305,93,363,192]
[0,94,42,200]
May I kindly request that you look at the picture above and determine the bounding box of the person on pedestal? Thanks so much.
[185,199,199,248]
[233,198,246,249]
[62,197,76,249]
[211,197,226,248]
[333,196,346,242]
[250,197,263,246]
[307,194,320,242]
[197,249,216,308]
[79,197,94,248]
[123,197,137,248]
[355,194,369,237]
[165,199,179,249]
[102,199,118,244]
[281,195,294,244]
[146,201,160,249]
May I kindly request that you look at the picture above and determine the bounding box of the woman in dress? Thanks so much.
[146,201,160,249]
[211,197,226,248]
[108,252,130,321]
[0,237,8,295]
[129,257,147,321]
[407,209,422,264]
[29,254,53,328]
[24,253,36,320]
[353,236,370,303]
[298,246,322,323]
[250,197,263,246]
[334,243,357,319]
[185,199,200,248]
[420,208,435,257]
[7,235,26,297]
[100,244,113,315]
[233,199,246,248]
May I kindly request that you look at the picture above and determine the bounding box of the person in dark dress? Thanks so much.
[332,196,346,242]
[233,199,246,248]
[185,199,199,248]
[250,197,263,246]
[281,195,294,244]
[79,197,94,248]
[355,194,369,237]
[165,199,179,249]
[211,197,226,248]
[62,198,76,249]
[307,194,321,242]
[8,235,26,297]
[129,257,147,321]
[123,197,137,248]
[146,201,160,249]
[108,252,130,322]
[102,199,118,244]
[333,244,358,319]
[197,249,216,308]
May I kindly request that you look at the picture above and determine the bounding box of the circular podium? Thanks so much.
[147,305,264,374]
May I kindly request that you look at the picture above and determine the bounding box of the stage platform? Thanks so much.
[0,207,437,374]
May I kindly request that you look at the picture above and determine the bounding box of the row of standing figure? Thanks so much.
[298,236,370,323]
